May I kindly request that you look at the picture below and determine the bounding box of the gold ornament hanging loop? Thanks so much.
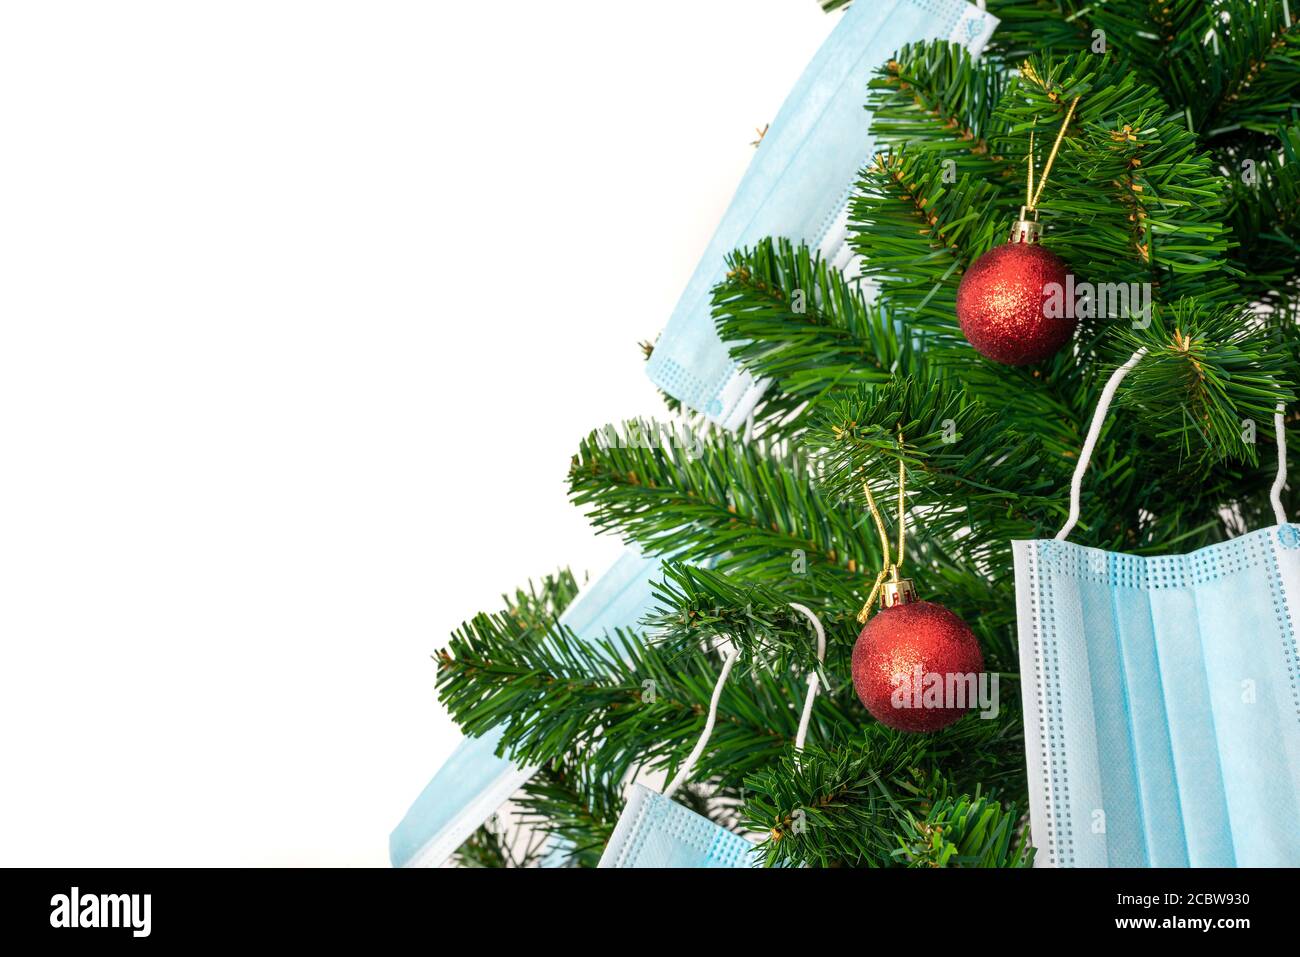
[1028,94,1079,213]
[1027,125,1035,211]
[894,446,906,571]
[1010,93,1080,244]
[856,431,908,625]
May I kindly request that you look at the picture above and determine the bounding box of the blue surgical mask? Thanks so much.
[389,547,667,868]
[598,782,760,869]
[1015,351,1300,867]
[645,0,998,429]
[599,605,827,868]
[598,643,755,868]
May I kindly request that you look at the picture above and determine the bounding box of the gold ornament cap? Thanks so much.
[1009,205,1042,245]
[881,576,918,609]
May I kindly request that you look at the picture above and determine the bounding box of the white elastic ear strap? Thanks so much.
[1056,348,1147,541]
[787,603,826,756]
[1058,352,1290,539]
[1271,402,1289,526]
[660,603,828,798]
[662,642,740,800]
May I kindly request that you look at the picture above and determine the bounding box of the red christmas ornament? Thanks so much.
[851,579,984,733]
[956,209,1074,366]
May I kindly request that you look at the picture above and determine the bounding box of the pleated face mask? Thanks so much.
[644,0,998,430]
[1015,350,1300,867]
[598,605,827,868]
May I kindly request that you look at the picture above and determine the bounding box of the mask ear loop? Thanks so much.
[787,603,826,760]
[1056,348,1146,541]
[660,602,827,797]
[661,399,800,798]
[662,642,741,800]
[1271,402,1289,526]
[1058,351,1290,537]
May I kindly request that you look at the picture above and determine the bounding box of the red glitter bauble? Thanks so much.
[851,600,985,733]
[956,240,1074,365]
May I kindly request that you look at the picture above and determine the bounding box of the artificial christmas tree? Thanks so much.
[428,1,1300,867]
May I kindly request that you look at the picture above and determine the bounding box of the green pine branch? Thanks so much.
[806,376,1061,538]
[850,144,1005,328]
[568,420,874,599]
[984,1,1199,73]
[711,238,916,434]
[514,761,626,868]
[1222,124,1300,304]
[742,714,1029,868]
[866,41,1014,180]
[1167,0,1300,136]
[982,0,1106,62]
[437,609,858,791]
[1113,297,1295,465]
[645,561,856,671]
[896,790,1034,867]
[995,51,1237,306]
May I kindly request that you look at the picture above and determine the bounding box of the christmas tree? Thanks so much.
[436,0,1300,867]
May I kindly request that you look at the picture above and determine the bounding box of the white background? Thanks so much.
[0,2,833,865]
